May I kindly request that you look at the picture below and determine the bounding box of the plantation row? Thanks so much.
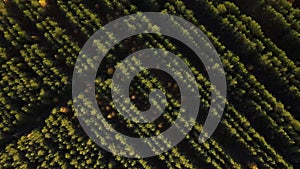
[182,0,300,119]
[162,0,299,163]
[0,0,299,168]
[229,0,300,62]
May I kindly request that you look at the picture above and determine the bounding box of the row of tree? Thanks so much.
[229,0,300,62]
[165,0,298,165]
[1,0,298,168]
[10,0,209,168]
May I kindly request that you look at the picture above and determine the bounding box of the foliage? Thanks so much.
[0,0,299,168]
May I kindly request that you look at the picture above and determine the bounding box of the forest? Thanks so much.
[0,0,299,168]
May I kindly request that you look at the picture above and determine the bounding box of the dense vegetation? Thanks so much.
[0,0,299,168]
